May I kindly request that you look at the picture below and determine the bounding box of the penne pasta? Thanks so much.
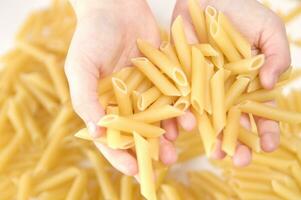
[106,106,121,149]
[112,78,133,115]
[224,54,264,74]
[225,77,250,110]
[134,132,157,200]
[195,44,218,57]
[239,100,301,124]
[218,12,251,58]
[137,86,161,111]
[120,176,133,200]
[159,41,181,66]
[132,57,181,96]
[238,87,281,103]
[204,60,214,114]
[211,69,226,134]
[98,114,165,138]
[129,105,183,123]
[17,172,32,200]
[210,19,241,62]
[191,47,206,114]
[171,16,192,78]
[238,127,261,152]
[161,184,181,200]
[272,180,301,200]
[149,96,176,109]
[66,171,87,200]
[222,107,241,156]
[137,39,188,87]
[125,69,145,93]
[174,96,190,112]
[148,137,159,161]
[188,0,207,43]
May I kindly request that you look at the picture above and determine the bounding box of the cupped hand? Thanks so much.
[65,0,195,176]
[173,0,291,166]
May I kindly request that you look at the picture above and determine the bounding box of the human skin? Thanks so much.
[173,0,291,167]
[65,0,196,176]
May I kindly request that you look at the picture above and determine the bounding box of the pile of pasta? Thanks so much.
[1,0,301,200]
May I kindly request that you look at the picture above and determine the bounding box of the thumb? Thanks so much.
[259,19,291,89]
[65,25,105,138]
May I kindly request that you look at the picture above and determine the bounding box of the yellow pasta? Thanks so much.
[98,114,165,138]
[149,96,176,109]
[194,111,216,157]
[66,171,87,200]
[159,41,181,66]
[171,16,192,78]
[112,77,133,115]
[247,77,262,92]
[218,12,251,58]
[195,44,218,57]
[132,57,181,96]
[188,0,207,43]
[224,54,264,74]
[191,47,206,114]
[148,137,159,161]
[17,172,32,200]
[225,77,250,110]
[238,87,281,103]
[129,105,183,123]
[137,86,161,111]
[161,184,181,200]
[238,127,261,152]
[211,69,226,134]
[125,69,144,93]
[204,60,214,114]
[135,80,152,93]
[134,132,157,200]
[120,175,133,200]
[222,107,241,156]
[106,106,121,149]
[137,39,188,87]
[174,96,190,112]
[239,100,301,124]
[272,180,301,200]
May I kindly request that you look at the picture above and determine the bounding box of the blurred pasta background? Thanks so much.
[0,0,301,200]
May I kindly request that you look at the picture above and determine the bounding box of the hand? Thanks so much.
[173,0,291,166]
[65,0,196,176]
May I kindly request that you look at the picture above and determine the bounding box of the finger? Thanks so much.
[161,118,178,141]
[94,142,138,176]
[233,144,252,167]
[211,137,226,160]
[177,110,197,132]
[159,137,178,165]
[65,24,106,138]
[172,0,199,44]
[259,18,291,89]
[256,118,280,152]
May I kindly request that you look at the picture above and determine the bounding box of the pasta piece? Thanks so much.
[194,111,216,157]
[249,113,258,134]
[17,172,32,200]
[34,167,79,193]
[222,107,241,156]
[120,176,133,200]
[149,96,176,109]
[291,163,301,188]
[129,105,183,123]
[125,69,144,93]
[211,69,226,134]
[174,96,190,112]
[210,19,241,62]
[137,39,188,87]
[239,100,301,124]
[195,44,218,57]
[112,78,132,115]
[171,16,192,78]
[247,77,262,92]
[135,80,152,93]
[86,150,118,200]
[161,184,181,200]
[238,87,281,103]
[238,127,260,152]
[204,60,214,114]
[159,42,181,66]
[98,115,165,138]
[282,5,301,23]
[188,0,207,43]
[132,57,181,96]
[272,180,301,200]
[191,47,206,114]
[137,87,161,111]
[106,106,121,149]
[218,12,251,58]
[132,91,140,113]
[225,77,250,110]
[98,67,134,94]
[148,138,159,161]
[153,43,191,96]
[99,91,115,108]
[134,132,157,200]
[224,54,264,74]
[7,99,25,133]
[66,171,87,200]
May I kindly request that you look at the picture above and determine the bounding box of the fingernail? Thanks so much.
[87,122,98,138]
